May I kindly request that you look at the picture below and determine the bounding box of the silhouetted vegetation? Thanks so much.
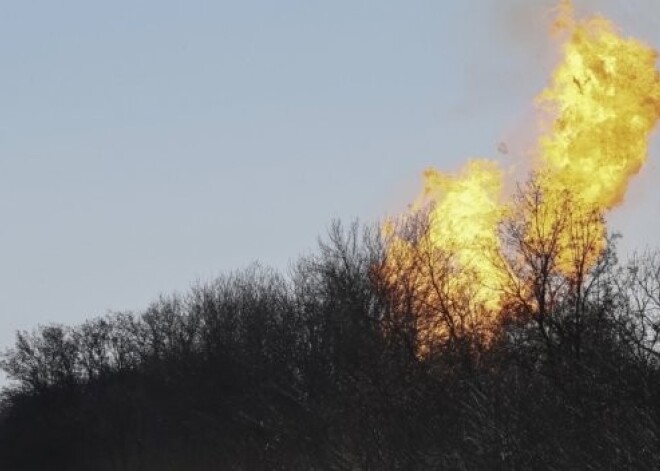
[2,215,660,470]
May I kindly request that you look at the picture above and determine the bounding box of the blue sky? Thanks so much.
[1,0,659,353]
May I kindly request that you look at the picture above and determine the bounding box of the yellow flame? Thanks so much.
[537,11,660,272]
[382,161,506,354]
[383,0,660,350]
[419,160,507,310]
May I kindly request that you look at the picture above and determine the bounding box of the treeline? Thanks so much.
[1,219,660,470]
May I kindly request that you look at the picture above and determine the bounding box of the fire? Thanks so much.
[421,160,506,309]
[390,160,507,310]
[383,1,660,351]
[537,11,660,272]
[382,161,507,354]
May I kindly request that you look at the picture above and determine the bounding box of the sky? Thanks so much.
[1,0,660,356]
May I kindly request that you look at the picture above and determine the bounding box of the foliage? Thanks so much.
[1,217,660,470]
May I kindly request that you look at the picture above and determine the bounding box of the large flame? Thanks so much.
[383,1,660,350]
[421,160,506,308]
[537,11,660,272]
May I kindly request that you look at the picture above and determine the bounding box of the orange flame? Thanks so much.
[383,1,660,350]
[537,11,660,272]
